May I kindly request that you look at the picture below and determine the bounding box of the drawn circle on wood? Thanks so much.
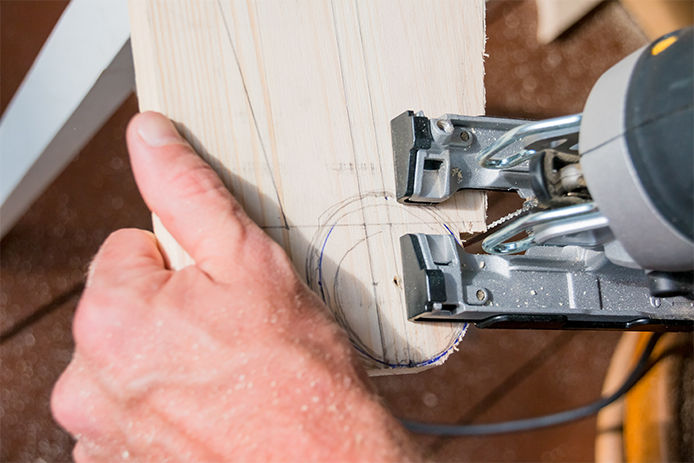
[305,191,467,370]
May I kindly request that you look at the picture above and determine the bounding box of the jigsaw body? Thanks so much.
[391,28,694,331]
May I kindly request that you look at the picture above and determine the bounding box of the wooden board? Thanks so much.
[129,0,486,374]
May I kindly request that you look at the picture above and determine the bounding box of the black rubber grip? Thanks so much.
[625,27,694,241]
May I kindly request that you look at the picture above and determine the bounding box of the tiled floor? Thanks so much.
[1,1,647,461]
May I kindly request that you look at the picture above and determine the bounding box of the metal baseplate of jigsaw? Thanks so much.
[391,109,693,332]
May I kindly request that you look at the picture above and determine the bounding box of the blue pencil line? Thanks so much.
[316,221,467,369]
[349,324,468,369]
[442,223,461,246]
[317,224,336,302]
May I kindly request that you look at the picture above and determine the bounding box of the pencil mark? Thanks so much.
[217,0,289,229]
[353,0,413,359]
[305,191,467,368]
[332,230,384,360]
[317,224,337,302]
[354,0,388,195]
[330,0,386,358]
[260,222,470,229]
[442,223,463,246]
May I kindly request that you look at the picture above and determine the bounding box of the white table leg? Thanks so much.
[0,0,133,237]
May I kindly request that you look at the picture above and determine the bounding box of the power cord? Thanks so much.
[401,332,663,436]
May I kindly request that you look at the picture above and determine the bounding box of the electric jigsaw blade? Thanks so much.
[463,199,539,248]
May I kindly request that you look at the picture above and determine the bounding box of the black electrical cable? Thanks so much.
[401,332,663,436]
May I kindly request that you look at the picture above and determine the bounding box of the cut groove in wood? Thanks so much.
[129,0,487,374]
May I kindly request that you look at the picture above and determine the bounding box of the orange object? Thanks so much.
[621,0,694,40]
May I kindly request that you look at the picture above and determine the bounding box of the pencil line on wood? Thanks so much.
[216,0,289,229]
[259,221,475,229]
[354,0,412,362]
[130,0,487,372]
[354,0,388,196]
[330,0,386,358]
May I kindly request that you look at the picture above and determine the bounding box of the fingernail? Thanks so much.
[137,113,184,147]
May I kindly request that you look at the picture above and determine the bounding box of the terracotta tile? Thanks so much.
[1,302,76,462]
[485,0,647,119]
[372,330,621,462]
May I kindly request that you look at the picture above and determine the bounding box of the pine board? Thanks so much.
[129,0,486,374]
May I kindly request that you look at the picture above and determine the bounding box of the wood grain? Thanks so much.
[129,0,486,374]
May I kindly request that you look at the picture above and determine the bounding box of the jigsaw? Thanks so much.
[391,27,693,331]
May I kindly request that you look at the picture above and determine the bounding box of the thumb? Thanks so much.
[126,111,258,279]
[87,228,168,291]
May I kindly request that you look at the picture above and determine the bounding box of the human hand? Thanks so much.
[51,112,419,462]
